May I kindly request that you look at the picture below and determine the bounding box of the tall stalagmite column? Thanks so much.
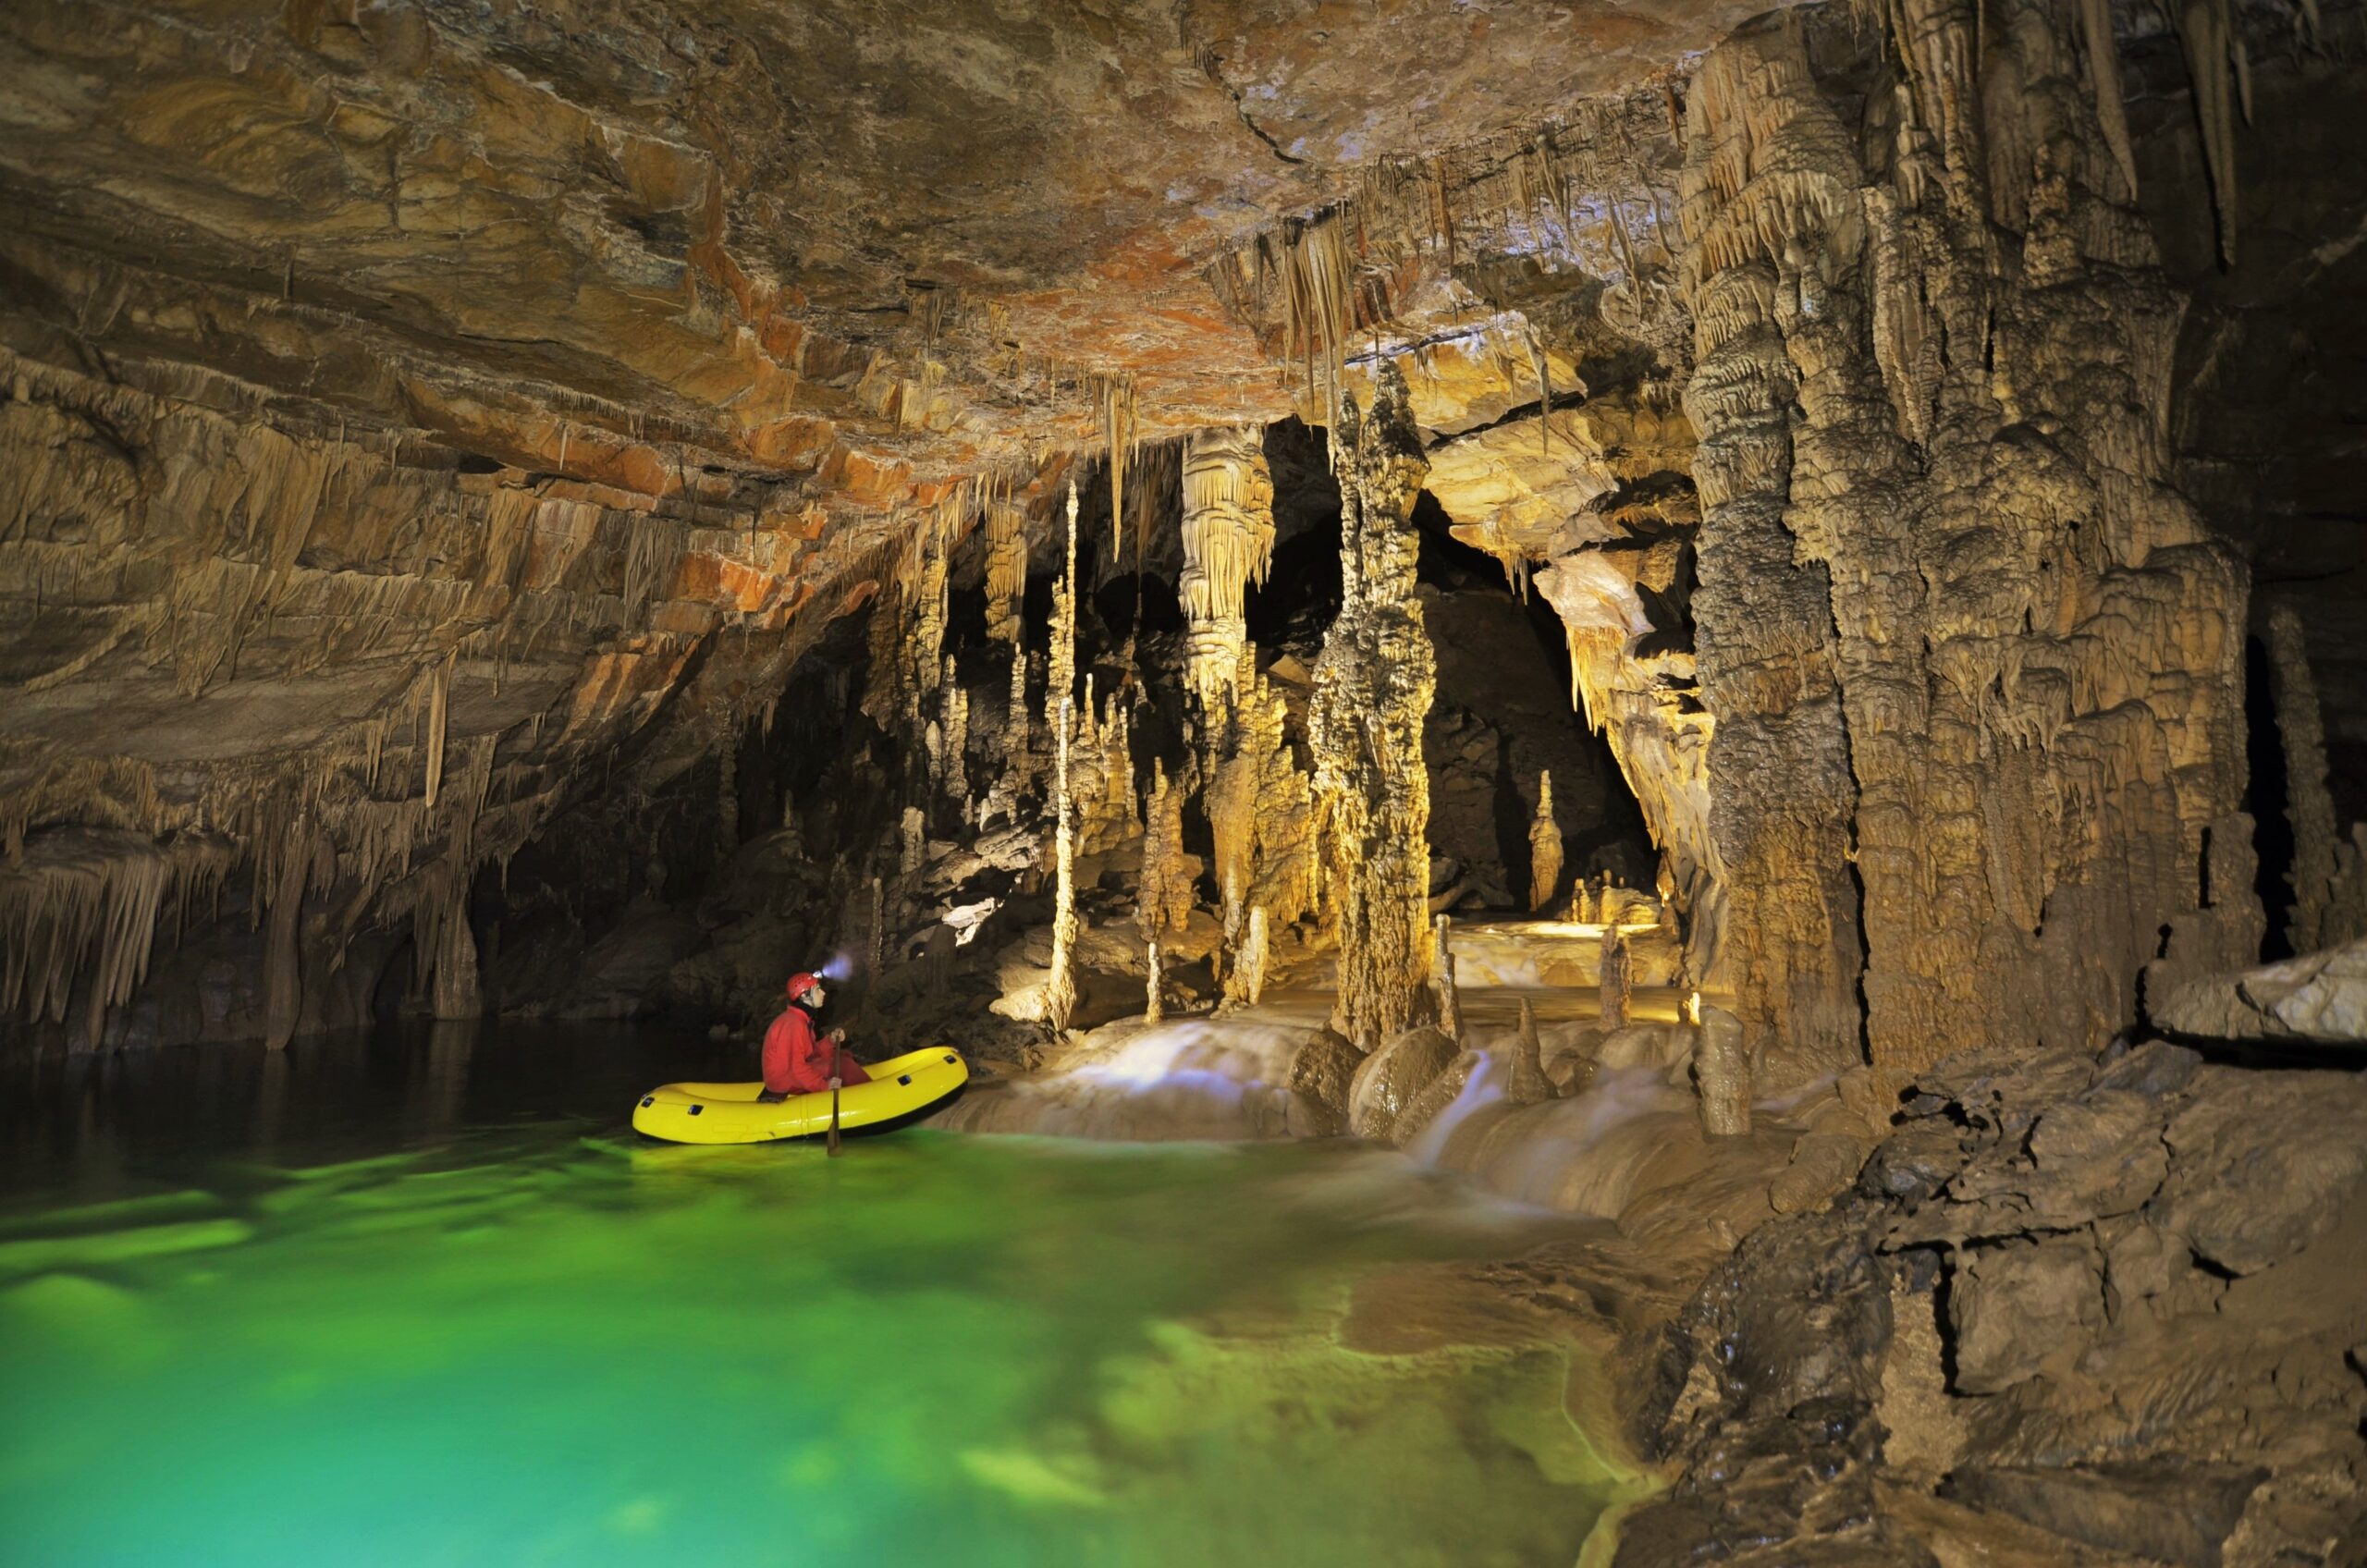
[2268,606,2341,952]
[1043,481,1082,1035]
[1309,361,1436,1049]
[1179,426,1278,727]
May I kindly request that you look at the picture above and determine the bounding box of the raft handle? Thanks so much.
[898,1074,912,1085]
[688,1104,704,1117]
[640,1096,655,1108]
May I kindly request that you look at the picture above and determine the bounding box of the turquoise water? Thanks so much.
[0,1026,1636,1567]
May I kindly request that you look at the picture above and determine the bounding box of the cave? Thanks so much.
[4,2,2366,1563]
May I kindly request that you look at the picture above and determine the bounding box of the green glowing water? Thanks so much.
[0,1028,1636,1567]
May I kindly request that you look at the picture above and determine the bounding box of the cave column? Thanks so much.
[1674,35,1871,1079]
[1044,481,1082,1036]
[1309,361,1436,1049]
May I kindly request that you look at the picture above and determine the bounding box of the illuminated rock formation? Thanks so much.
[1527,771,1564,913]
[1309,364,1437,1050]
[1135,760,1193,1023]
[1675,0,2260,1079]
[984,505,1028,650]
[1599,925,1631,1029]
[1044,483,1082,1038]
[1179,426,1277,724]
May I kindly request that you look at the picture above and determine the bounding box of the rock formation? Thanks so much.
[1527,771,1564,913]
[1179,426,1278,726]
[1675,0,2260,1080]
[1044,483,1082,1038]
[1309,365,1438,1050]
[1135,760,1192,1023]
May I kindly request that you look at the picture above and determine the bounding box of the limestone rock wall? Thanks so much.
[1676,0,2260,1077]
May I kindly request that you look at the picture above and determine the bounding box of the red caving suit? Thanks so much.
[760,1004,871,1096]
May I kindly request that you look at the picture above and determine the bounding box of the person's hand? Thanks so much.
[828,1027,847,1044]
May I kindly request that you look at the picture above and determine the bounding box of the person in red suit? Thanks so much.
[758,971,869,1103]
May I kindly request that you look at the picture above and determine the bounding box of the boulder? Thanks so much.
[1283,1031,1363,1139]
[1949,1237,2103,1393]
[1346,1025,1457,1143]
[1392,1049,1485,1148]
[2151,937,2367,1043]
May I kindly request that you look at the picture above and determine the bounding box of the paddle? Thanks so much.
[827,1074,842,1158]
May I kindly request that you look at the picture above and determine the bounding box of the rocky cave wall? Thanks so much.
[4,0,2363,1071]
[1675,0,2276,1080]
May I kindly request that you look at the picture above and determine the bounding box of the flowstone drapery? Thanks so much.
[1179,426,1278,724]
[1677,0,2260,1077]
[1309,362,1437,1050]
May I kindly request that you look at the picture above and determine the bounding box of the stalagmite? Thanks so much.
[1527,771,1564,913]
[1224,904,1270,1011]
[2269,606,2341,953]
[1179,425,1277,726]
[261,826,313,1050]
[1599,924,1630,1028]
[1693,1000,1751,1136]
[938,657,970,804]
[1430,913,1463,1043]
[428,885,482,1023]
[900,805,926,875]
[1507,997,1553,1106]
[1043,480,1082,1037]
[1309,362,1437,1049]
[1136,759,1192,1022]
[1005,645,1032,787]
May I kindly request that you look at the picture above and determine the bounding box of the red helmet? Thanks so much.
[786,972,821,999]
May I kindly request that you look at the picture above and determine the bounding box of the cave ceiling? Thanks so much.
[1,0,1767,476]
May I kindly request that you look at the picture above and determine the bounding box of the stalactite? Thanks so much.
[2078,0,2139,198]
[1179,425,1278,727]
[1044,480,1082,1037]
[1100,377,1135,557]
[2268,606,2340,953]
[423,651,452,811]
[984,503,1026,647]
[1528,770,1564,913]
[1308,361,1437,1049]
[2177,0,2242,264]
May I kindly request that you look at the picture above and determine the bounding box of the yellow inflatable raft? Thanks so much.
[632,1047,969,1145]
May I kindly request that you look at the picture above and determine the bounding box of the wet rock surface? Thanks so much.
[1615,1043,2367,1567]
